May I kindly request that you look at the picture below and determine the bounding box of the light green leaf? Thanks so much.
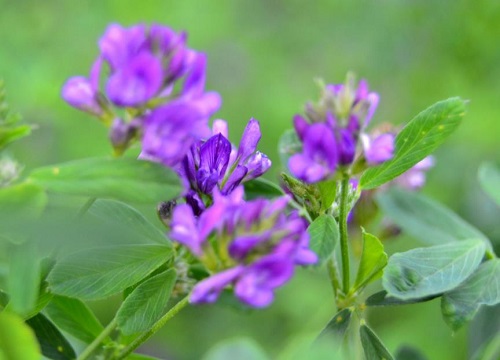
[0,125,31,150]
[479,162,500,207]
[26,313,75,360]
[117,269,177,335]
[365,290,438,307]
[317,308,352,341]
[7,241,41,317]
[48,244,172,300]
[383,239,486,300]
[89,199,169,245]
[29,157,182,204]
[22,282,53,320]
[441,259,500,330]
[45,295,104,344]
[243,178,284,200]
[360,323,394,360]
[376,188,492,250]
[307,214,339,265]
[360,97,466,189]
[353,230,388,291]
[126,354,163,360]
[203,338,269,360]
[278,129,301,172]
[317,179,337,212]
[0,183,47,229]
[0,312,40,360]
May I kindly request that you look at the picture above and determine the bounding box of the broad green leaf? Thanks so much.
[26,313,75,360]
[365,291,439,307]
[317,179,337,212]
[45,295,104,344]
[441,259,500,330]
[0,183,47,228]
[29,157,182,204]
[117,269,177,335]
[479,162,500,207]
[360,98,466,189]
[360,323,394,360]
[317,308,352,341]
[243,178,284,200]
[353,230,388,291]
[0,125,31,150]
[376,189,492,250]
[278,129,301,172]
[202,338,269,360]
[383,239,486,300]
[89,199,169,245]
[7,241,40,316]
[307,214,339,265]
[0,312,40,360]
[23,282,53,320]
[48,244,172,300]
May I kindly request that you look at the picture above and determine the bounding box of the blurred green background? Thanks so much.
[1,0,499,359]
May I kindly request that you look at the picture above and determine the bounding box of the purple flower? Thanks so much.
[190,267,244,304]
[62,77,102,115]
[362,132,395,165]
[392,156,434,190]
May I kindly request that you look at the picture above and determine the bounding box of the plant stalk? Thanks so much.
[339,175,351,295]
[77,318,117,360]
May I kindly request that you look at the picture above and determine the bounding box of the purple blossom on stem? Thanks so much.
[361,132,395,165]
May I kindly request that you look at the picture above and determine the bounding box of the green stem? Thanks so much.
[339,175,351,295]
[114,296,190,360]
[77,197,96,218]
[77,318,117,360]
[327,257,341,299]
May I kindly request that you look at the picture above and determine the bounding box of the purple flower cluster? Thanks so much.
[289,77,395,183]
[178,118,271,215]
[170,188,317,308]
[62,23,220,165]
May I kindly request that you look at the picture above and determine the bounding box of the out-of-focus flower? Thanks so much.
[392,156,435,190]
[170,189,317,308]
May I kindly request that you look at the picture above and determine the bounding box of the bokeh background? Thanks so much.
[1,0,499,359]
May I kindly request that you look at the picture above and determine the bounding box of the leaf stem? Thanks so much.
[339,175,351,295]
[77,318,117,360]
[327,257,341,299]
[114,296,190,359]
[77,197,96,218]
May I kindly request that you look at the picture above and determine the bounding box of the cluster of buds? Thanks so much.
[289,75,394,183]
[62,23,220,163]
[170,187,317,307]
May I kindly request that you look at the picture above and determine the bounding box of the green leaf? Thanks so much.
[0,183,47,228]
[353,230,388,291]
[376,188,491,250]
[317,179,337,212]
[89,199,169,245]
[441,259,500,330]
[117,269,177,335]
[202,338,269,360]
[365,290,439,307]
[360,323,394,360]
[45,295,104,344]
[126,354,163,360]
[360,97,466,189]
[278,129,301,172]
[0,312,40,360]
[7,241,41,317]
[317,308,352,341]
[26,313,76,360]
[307,214,339,265]
[383,239,486,300]
[394,346,428,360]
[29,157,182,204]
[0,125,31,150]
[479,162,500,207]
[23,282,53,320]
[48,244,172,300]
[243,178,284,200]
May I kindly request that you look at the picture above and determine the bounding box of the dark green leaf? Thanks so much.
[376,189,492,250]
[394,345,428,360]
[89,199,169,245]
[29,157,182,204]
[354,230,387,291]
[360,98,466,189]
[383,239,486,300]
[202,338,269,360]
[365,291,439,307]
[48,244,172,300]
[317,308,352,341]
[45,295,104,344]
[479,162,500,207]
[0,125,31,150]
[307,214,339,265]
[117,269,177,335]
[0,312,40,360]
[441,259,500,330]
[278,129,301,172]
[243,178,284,200]
[26,313,76,360]
[360,323,394,360]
